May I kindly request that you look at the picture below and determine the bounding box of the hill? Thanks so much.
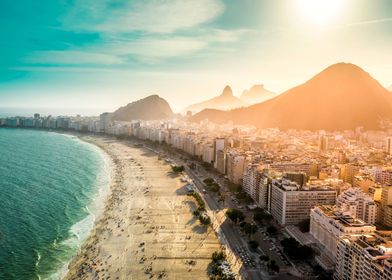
[191,63,392,130]
[183,85,246,114]
[240,84,276,104]
[112,95,173,121]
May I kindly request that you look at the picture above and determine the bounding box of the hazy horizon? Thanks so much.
[1,0,392,114]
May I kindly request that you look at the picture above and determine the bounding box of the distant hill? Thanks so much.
[183,85,246,114]
[112,95,173,121]
[240,84,276,104]
[191,63,392,131]
[388,85,392,92]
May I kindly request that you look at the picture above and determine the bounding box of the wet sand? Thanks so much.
[64,135,221,280]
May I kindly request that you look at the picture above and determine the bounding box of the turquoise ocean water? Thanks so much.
[0,128,111,279]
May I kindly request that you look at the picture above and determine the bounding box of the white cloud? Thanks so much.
[107,36,207,59]
[24,51,124,65]
[24,1,249,65]
[23,28,247,66]
[65,0,224,34]
[346,18,392,27]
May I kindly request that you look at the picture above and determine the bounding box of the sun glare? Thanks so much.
[295,0,344,26]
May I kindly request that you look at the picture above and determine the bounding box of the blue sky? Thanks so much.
[0,0,392,115]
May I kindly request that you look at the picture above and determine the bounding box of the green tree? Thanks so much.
[208,182,220,192]
[226,208,245,223]
[281,238,314,260]
[203,178,215,185]
[212,251,225,262]
[267,225,278,235]
[259,255,269,262]
[199,214,211,225]
[248,240,259,250]
[243,223,258,239]
[171,165,185,173]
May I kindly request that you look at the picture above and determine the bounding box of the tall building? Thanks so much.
[381,186,392,227]
[334,234,392,280]
[202,145,215,165]
[336,187,377,224]
[386,137,392,155]
[216,149,226,174]
[319,135,329,151]
[226,152,246,185]
[375,167,392,186]
[99,112,112,133]
[213,138,225,169]
[270,179,336,225]
[342,164,361,186]
[310,206,376,261]
[338,150,347,164]
[243,164,264,203]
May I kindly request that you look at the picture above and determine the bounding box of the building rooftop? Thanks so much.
[314,205,375,228]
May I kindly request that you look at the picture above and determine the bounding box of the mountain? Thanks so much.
[191,63,392,131]
[112,95,173,121]
[240,84,276,104]
[183,85,246,114]
[388,85,392,92]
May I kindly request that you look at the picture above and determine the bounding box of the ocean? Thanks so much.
[0,128,111,279]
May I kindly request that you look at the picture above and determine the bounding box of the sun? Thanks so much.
[295,0,344,26]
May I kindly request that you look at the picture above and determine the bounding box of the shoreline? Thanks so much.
[55,134,113,280]
[36,132,113,280]
[63,134,221,279]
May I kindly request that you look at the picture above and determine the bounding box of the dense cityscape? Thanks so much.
[2,113,392,279]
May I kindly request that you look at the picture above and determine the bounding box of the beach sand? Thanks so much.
[64,135,221,280]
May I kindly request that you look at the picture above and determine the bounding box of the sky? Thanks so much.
[0,0,392,115]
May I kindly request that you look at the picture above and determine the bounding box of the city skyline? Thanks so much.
[1,0,392,115]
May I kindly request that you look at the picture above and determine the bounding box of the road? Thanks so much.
[170,158,267,279]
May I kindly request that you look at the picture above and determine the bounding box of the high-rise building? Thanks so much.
[386,137,392,155]
[270,179,336,225]
[226,151,246,185]
[375,167,392,186]
[342,164,361,186]
[213,138,225,169]
[319,135,329,151]
[338,150,347,164]
[381,186,392,227]
[216,149,226,174]
[99,112,112,133]
[310,205,375,260]
[334,234,392,280]
[336,187,377,224]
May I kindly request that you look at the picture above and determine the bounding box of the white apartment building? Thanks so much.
[214,138,225,169]
[374,167,392,186]
[226,152,247,185]
[336,187,377,224]
[243,164,263,203]
[310,206,376,260]
[334,234,392,280]
[270,179,336,225]
[202,145,215,165]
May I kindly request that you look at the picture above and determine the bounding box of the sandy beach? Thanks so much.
[64,135,221,280]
